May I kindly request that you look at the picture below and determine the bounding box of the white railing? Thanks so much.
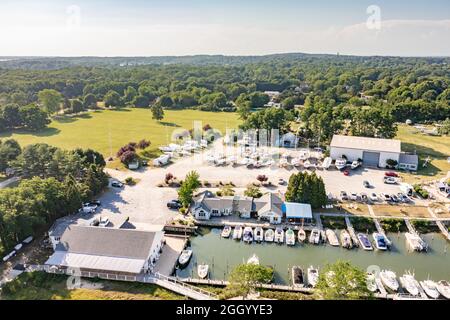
[149,272,218,299]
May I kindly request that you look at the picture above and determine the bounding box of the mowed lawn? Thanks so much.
[0,108,241,157]
[395,124,450,183]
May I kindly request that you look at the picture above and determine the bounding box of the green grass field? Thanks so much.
[0,108,241,157]
[396,124,450,183]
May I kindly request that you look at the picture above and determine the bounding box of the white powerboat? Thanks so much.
[309,229,320,244]
[372,232,388,251]
[321,157,332,170]
[247,254,260,265]
[437,280,450,299]
[243,227,253,244]
[232,226,243,240]
[340,230,353,249]
[178,249,192,268]
[325,229,339,247]
[405,232,428,252]
[298,228,306,243]
[197,264,209,279]
[366,272,378,293]
[307,266,319,288]
[285,228,296,246]
[335,158,347,170]
[357,233,373,251]
[221,226,232,238]
[400,272,420,296]
[420,280,440,299]
[254,227,264,242]
[380,270,400,292]
[274,227,284,244]
[264,228,274,242]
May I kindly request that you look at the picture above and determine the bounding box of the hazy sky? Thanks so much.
[1,0,449,56]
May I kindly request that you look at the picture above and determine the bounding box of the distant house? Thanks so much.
[45,225,164,276]
[398,154,419,171]
[192,192,253,220]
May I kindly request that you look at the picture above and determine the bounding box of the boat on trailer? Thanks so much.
[264,228,274,242]
[292,266,304,287]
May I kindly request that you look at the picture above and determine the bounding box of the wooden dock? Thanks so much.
[427,207,450,241]
[404,219,417,234]
[177,277,314,293]
[368,205,392,246]
[344,216,359,247]
[314,213,323,230]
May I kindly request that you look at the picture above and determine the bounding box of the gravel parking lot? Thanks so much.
[95,140,417,229]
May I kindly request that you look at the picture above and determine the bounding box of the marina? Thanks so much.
[176,228,450,286]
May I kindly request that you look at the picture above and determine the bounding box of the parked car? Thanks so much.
[369,193,378,202]
[90,219,100,226]
[343,169,350,176]
[384,177,397,184]
[385,171,399,178]
[99,217,110,227]
[111,181,124,188]
[87,200,101,207]
[340,191,349,201]
[381,193,391,202]
[363,180,371,188]
[398,193,410,203]
[167,200,182,209]
[360,193,368,202]
[278,178,287,186]
[350,192,358,201]
[390,194,399,203]
[79,204,97,214]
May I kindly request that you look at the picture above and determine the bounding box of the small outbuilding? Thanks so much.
[282,202,313,223]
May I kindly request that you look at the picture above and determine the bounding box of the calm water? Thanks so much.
[176,228,450,284]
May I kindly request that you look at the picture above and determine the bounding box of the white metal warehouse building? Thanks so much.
[330,135,418,170]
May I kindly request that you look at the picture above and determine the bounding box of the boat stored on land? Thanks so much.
[254,227,264,242]
[264,228,274,242]
[335,158,347,170]
[232,226,243,240]
[178,250,193,268]
[420,280,440,299]
[372,232,388,251]
[307,266,319,288]
[380,270,400,292]
[221,226,232,238]
[197,264,209,279]
[309,229,321,244]
[357,233,373,251]
[340,230,353,249]
[399,272,420,296]
[298,229,306,243]
[292,266,304,287]
[437,280,450,299]
[243,227,253,244]
[274,227,284,244]
[325,229,340,247]
[285,229,296,246]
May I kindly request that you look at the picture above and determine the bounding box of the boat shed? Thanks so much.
[283,202,313,223]
[45,225,164,276]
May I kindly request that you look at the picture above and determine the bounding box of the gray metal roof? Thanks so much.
[56,225,159,260]
[399,153,419,165]
[254,193,283,215]
[330,135,401,153]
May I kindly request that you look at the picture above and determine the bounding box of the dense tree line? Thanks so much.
[285,172,327,209]
[0,142,108,252]
[0,54,448,138]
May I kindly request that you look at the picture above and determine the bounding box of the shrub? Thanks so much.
[137,139,151,149]
[120,150,137,165]
[125,177,136,185]
[165,173,174,184]
[413,184,429,199]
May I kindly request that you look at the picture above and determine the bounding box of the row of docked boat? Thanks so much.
[222,225,307,245]
[373,269,450,299]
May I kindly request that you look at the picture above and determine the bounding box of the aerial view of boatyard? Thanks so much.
[0,0,449,312]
